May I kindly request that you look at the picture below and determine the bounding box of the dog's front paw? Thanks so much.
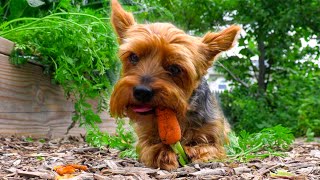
[139,144,179,170]
[184,144,225,163]
[156,146,179,170]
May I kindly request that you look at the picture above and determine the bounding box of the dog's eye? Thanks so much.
[128,53,139,65]
[166,65,182,76]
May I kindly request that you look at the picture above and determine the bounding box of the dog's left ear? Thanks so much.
[201,25,241,64]
[111,0,136,43]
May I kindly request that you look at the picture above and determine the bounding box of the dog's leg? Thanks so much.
[184,144,226,163]
[137,142,179,170]
[182,119,230,163]
[134,119,179,170]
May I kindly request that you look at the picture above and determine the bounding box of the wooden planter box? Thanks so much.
[0,37,118,138]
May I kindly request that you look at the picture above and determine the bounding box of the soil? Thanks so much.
[0,136,319,180]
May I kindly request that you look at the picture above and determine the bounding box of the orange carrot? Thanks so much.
[156,108,189,165]
[53,164,88,176]
[156,108,181,145]
[69,164,88,171]
[54,165,75,176]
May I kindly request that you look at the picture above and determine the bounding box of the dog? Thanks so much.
[109,0,240,170]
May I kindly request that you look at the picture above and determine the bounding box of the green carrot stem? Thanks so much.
[170,141,189,166]
[177,154,187,166]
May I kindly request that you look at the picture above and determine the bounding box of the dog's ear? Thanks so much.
[111,0,136,43]
[201,25,241,64]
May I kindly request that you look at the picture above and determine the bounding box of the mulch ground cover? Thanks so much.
[0,136,319,180]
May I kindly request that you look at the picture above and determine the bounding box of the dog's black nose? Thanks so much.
[133,85,153,102]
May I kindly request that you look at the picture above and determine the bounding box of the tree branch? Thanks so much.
[257,36,267,92]
[215,61,249,88]
[264,57,274,91]
[244,47,259,81]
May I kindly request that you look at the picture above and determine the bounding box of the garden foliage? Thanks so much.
[86,119,137,159]
[130,0,320,137]
[227,125,295,162]
[1,0,120,129]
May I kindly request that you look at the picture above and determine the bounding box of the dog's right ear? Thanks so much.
[200,25,241,68]
[111,0,136,43]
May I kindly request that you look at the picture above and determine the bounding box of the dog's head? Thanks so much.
[109,0,240,120]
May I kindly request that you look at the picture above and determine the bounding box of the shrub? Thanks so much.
[1,1,119,129]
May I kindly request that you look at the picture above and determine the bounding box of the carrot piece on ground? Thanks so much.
[69,164,88,171]
[54,165,76,176]
[53,164,88,176]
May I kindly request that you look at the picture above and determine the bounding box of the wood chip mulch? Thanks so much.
[0,136,319,180]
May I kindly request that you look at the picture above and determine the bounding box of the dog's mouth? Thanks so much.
[130,104,155,115]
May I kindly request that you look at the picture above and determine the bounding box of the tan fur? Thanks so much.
[182,118,230,163]
[110,0,240,170]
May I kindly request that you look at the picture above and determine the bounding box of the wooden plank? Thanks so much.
[0,37,14,55]
[0,111,118,138]
[0,53,74,113]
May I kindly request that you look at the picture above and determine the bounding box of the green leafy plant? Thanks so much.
[24,137,34,142]
[39,139,46,143]
[86,119,138,159]
[306,128,315,142]
[36,156,45,161]
[226,125,294,162]
[220,65,320,137]
[1,3,119,129]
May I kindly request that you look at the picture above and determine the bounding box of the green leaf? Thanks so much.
[8,0,29,19]
[270,169,295,178]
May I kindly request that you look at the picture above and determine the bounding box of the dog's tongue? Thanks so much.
[132,105,153,113]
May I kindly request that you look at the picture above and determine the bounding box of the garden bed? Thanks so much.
[0,135,319,180]
[0,37,118,138]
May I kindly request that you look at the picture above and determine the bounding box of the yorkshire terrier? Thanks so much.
[109,0,240,170]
